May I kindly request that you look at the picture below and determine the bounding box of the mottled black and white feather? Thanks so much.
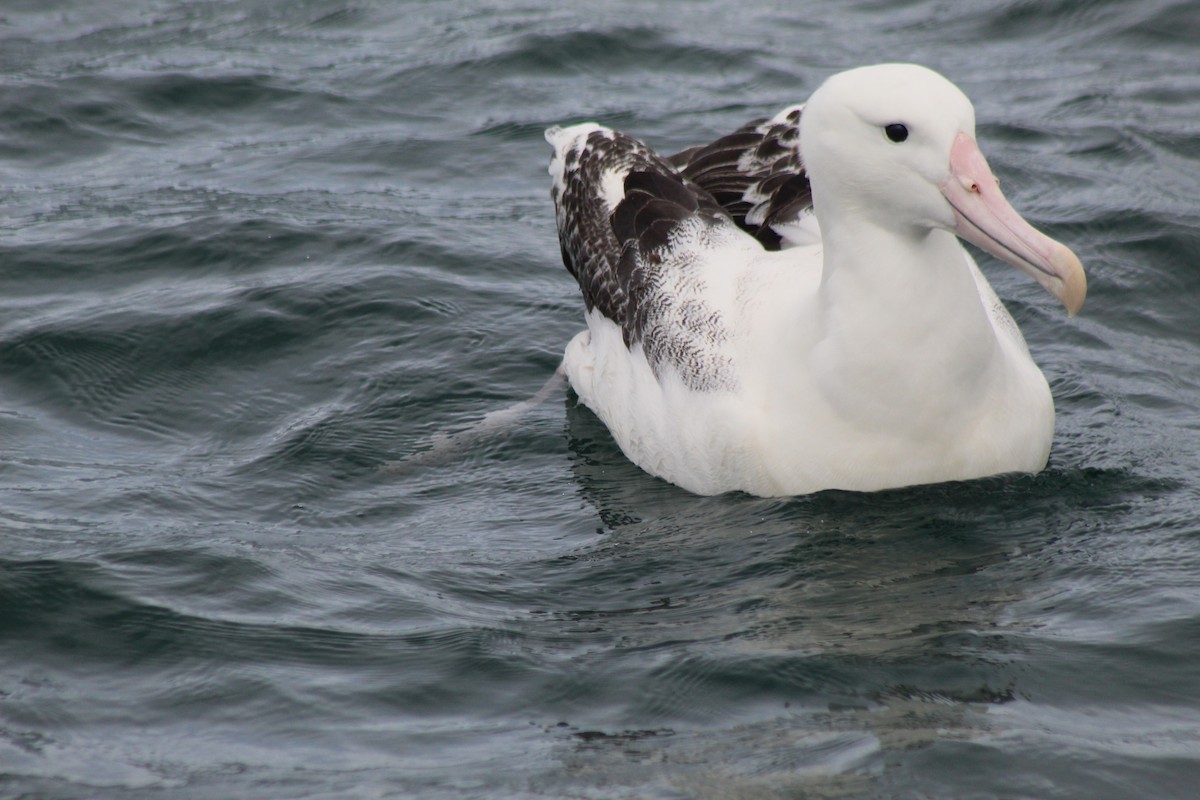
[669,105,812,250]
[546,110,814,391]
[547,124,748,390]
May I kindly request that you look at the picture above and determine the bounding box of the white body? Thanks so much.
[563,224,1052,496]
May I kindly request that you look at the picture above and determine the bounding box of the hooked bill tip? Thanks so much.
[1052,246,1087,317]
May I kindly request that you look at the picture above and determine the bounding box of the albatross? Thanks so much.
[545,63,1085,497]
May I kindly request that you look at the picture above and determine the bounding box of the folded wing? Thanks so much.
[546,108,813,391]
[669,105,813,250]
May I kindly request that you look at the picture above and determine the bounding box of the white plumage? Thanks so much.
[546,64,1085,497]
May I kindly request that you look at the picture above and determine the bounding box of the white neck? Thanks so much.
[809,209,1003,437]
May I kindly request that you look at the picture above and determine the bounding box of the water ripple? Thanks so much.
[1,1,1199,798]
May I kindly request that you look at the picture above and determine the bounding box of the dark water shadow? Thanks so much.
[512,394,1187,792]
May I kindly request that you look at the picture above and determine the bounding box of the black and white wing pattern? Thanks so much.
[545,108,812,391]
[547,123,744,391]
[669,105,812,251]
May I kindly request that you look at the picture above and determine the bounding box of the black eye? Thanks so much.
[885,123,909,143]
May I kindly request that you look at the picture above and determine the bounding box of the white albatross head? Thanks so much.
[800,63,1086,315]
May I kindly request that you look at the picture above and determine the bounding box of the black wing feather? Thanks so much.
[549,109,812,390]
[549,127,740,390]
[668,106,812,250]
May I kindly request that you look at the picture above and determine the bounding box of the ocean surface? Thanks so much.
[2,1,1199,797]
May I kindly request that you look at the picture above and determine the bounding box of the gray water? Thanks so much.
[2,1,1199,798]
